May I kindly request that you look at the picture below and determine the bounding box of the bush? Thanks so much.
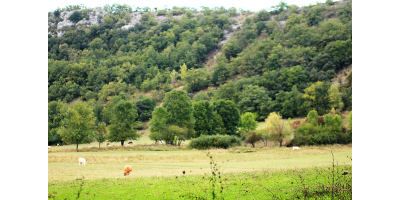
[157,10,167,16]
[68,11,83,23]
[171,9,184,16]
[188,135,241,149]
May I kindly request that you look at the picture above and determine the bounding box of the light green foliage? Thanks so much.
[94,122,108,148]
[323,113,343,134]
[108,100,141,146]
[170,69,179,87]
[183,68,210,93]
[265,112,292,146]
[88,38,104,50]
[328,84,344,110]
[302,81,331,115]
[307,110,319,126]
[193,91,210,102]
[239,112,258,132]
[58,102,95,151]
[347,111,352,131]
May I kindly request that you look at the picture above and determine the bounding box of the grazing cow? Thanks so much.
[293,146,300,150]
[128,141,133,144]
[48,146,51,150]
[106,142,109,146]
[124,165,132,176]
[79,158,86,166]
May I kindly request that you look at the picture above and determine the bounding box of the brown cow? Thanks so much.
[124,165,132,176]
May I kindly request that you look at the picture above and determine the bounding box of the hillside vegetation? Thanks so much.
[48,1,352,147]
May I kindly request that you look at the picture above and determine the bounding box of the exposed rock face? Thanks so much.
[50,9,110,37]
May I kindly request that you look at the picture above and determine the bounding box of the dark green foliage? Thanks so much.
[188,135,241,149]
[54,9,61,17]
[48,101,67,145]
[293,110,351,145]
[237,85,270,120]
[213,100,240,136]
[48,1,352,125]
[68,11,83,23]
[108,100,141,146]
[193,101,217,137]
[184,68,210,93]
[135,96,156,122]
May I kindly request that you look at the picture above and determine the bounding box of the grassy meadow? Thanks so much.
[49,121,352,199]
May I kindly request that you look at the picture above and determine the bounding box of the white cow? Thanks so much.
[48,146,51,150]
[293,146,300,150]
[79,158,86,166]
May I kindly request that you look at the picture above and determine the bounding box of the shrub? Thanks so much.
[157,10,167,16]
[54,9,61,17]
[245,132,261,147]
[188,135,241,149]
[171,9,184,16]
[68,11,83,23]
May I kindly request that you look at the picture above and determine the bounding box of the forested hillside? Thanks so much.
[48,0,352,146]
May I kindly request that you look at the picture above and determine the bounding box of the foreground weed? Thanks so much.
[294,151,352,199]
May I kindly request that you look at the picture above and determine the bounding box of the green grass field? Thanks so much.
[48,122,352,199]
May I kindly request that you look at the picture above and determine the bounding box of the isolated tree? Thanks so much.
[94,122,108,149]
[245,132,261,147]
[108,100,141,146]
[265,112,292,147]
[239,112,258,132]
[58,102,95,152]
[213,100,240,136]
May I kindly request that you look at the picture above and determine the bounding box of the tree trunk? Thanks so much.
[99,142,100,149]
[121,140,124,146]
[76,144,79,152]
[279,140,283,147]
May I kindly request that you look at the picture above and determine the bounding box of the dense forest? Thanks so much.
[48,0,352,147]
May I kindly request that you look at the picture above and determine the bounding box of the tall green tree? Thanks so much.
[108,100,141,146]
[58,102,95,152]
[193,101,215,137]
[213,100,240,136]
